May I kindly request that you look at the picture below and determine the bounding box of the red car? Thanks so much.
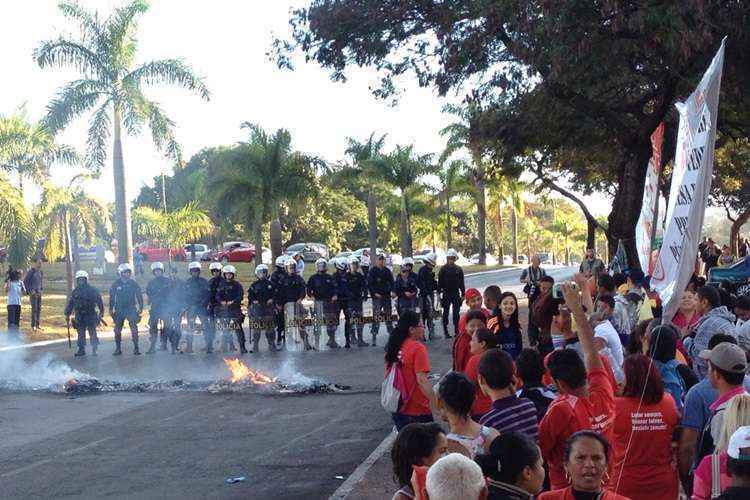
[211,241,257,263]
[136,242,186,262]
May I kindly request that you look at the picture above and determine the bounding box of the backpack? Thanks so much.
[381,363,406,413]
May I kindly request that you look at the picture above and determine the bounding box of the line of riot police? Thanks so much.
[63,248,466,356]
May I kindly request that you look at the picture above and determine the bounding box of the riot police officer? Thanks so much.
[165,266,185,354]
[64,270,104,357]
[345,256,369,347]
[271,255,287,344]
[393,257,419,316]
[247,264,277,352]
[307,258,338,349]
[367,252,394,346]
[184,261,211,353]
[109,263,144,355]
[145,262,172,354]
[437,248,465,338]
[207,261,224,352]
[333,258,353,348]
[277,258,312,350]
[417,252,438,340]
[215,265,247,354]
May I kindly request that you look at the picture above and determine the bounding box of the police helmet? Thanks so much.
[446,248,459,259]
[315,258,327,271]
[423,253,436,266]
[188,261,201,271]
[75,270,89,280]
[334,258,347,271]
[284,258,297,272]
[118,263,134,274]
[151,261,165,272]
[222,264,236,276]
[209,262,223,272]
[348,255,360,267]
[255,264,269,278]
[402,257,414,267]
[275,255,287,268]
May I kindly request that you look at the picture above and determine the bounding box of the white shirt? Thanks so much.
[737,319,750,352]
[594,320,625,383]
[6,280,25,306]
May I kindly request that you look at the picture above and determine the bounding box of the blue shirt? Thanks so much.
[682,377,750,431]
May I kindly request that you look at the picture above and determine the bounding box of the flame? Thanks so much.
[223,358,278,385]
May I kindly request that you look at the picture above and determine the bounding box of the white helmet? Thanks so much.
[151,261,165,272]
[275,255,287,267]
[334,258,347,271]
[348,255,360,267]
[423,253,436,266]
[118,263,134,274]
[316,258,328,271]
[75,270,89,280]
[209,262,223,271]
[222,264,236,275]
[402,257,414,267]
[446,248,459,259]
[255,264,269,278]
[188,261,201,271]
[284,258,297,272]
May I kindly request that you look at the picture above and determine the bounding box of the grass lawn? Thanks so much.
[1,260,515,342]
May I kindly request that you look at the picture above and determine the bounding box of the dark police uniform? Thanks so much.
[393,270,419,316]
[64,281,104,354]
[333,268,352,347]
[277,272,311,350]
[270,265,286,343]
[367,265,394,344]
[248,277,277,351]
[146,275,172,352]
[184,274,211,352]
[215,279,247,353]
[345,268,368,346]
[307,270,338,348]
[417,264,438,339]
[109,277,143,353]
[437,262,465,338]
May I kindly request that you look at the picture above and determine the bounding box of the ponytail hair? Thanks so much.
[385,310,421,366]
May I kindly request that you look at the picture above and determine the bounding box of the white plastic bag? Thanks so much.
[381,364,401,413]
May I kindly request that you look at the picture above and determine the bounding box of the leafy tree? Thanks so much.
[711,138,750,255]
[436,159,469,250]
[131,203,212,262]
[276,0,750,268]
[0,174,36,268]
[35,0,210,266]
[488,176,525,263]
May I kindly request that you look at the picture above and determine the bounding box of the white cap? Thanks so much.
[150,262,164,272]
[446,249,458,259]
[222,264,236,275]
[188,261,201,271]
[402,257,414,266]
[275,255,287,267]
[118,263,134,274]
[209,262,223,271]
[728,425,750,460]
[75,270,89,279]
[255,264,269,277]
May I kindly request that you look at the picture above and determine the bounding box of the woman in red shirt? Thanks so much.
[463,327,499,420]
[611,354,679,500]
[539,431,630,500]
[385,310,436,430]
[452,309,487,372]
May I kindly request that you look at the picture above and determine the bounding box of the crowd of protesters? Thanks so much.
[384,242,750,500]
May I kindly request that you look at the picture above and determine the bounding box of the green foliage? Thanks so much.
[0,174,35,266]
[131,203,212,249]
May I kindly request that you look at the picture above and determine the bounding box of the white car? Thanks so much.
[503,255,514,266]
[184,243,210,260]
[469,253,498,265]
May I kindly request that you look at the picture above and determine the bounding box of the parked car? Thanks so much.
[518,254,528,264]
[469,253,499,266]
[708,257,750,286]
[211,241,257,263]
[284,243,329,262]
[537,252,554,265]
[184,243,211,261]
[136,241,186,262]
[503,255,514,266]
[334,251,353,261]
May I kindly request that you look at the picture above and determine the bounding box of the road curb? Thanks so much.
[329,429,397,499]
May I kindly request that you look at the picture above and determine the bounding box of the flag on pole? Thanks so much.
[651,38,726,320]
[609,239,628,274]
[636,123,665,274]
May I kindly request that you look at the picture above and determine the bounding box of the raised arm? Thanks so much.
[561,282,602,371]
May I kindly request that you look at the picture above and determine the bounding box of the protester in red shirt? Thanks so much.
[539,431,630,500]
[611,354,679,500]
[456,288,491,336]
[539,283,615,490]
[384,310,436,430]
[453,309,487,372]
[463,327,499,419]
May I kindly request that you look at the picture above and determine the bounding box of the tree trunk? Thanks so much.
[586,219,597,251]
[112,106,133,266]
[496,201,505,263]
[270,217,283,261]
[511,206,519,264]
[400,196,411,257]
[70,223,80,272]
[731,209,750,256]
[63,210,74,295]
[367,188,378,267]
[606,142,652,270]
[476,176,487,265]
[445,195,452,249]
[253,213,264,267]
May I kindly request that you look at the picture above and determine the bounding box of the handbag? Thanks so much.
[381,363,405,413]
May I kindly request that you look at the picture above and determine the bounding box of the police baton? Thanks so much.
[66,318,72,349]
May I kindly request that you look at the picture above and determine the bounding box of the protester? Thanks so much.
[483,285,503,315]
[539,431,629,500]
[391,422,447,500]
[579,248,605,280]
[457,288,491,337]
[521,255,547,348]
[539,283,615,490]
[476,432,546,500]
[532,275,556,355]
[464,328,499,420]
[692,395,750,500]
[589,311,625,384]
[686,286,737,379]
[596,294,626,343]
[734,296,750,352]
[702,239,720,275]
[673,289,702,338]
[437,371,498,458]
[23,259,43,331]
[716,426,750,499]
[648,323,698,413]
[516,348,556,422]
[425,453,487,500]
[454,309,487,372]
[4,269,25,332]
[597,274,632,338]
[478,348,539,440]
[719,245,735,267]
[611,354,679,500]
[385,310,436,430]
[487,292,523,359]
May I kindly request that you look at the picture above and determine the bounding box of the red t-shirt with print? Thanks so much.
[397,338,431,416]
[464,353,492,416]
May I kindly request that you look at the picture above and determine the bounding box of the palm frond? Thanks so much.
[33,38,107,79]
[124,59,210,100]
[43,79,105,133]
[86,100,112,169]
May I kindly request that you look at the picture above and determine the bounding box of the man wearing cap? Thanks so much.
[65,270,104,357]
[438,249,465,338]
[367,253,394,346]
[686,286,738,379]
[720,426,750,499]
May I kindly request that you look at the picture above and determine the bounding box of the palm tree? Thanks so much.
[489,176,525,263]
[372,145,435,257]
[0,108,77,194]
[207,123,317,262]
[0,174,36,268]
[441,103,487,264]
[345,133,386,267]
[35,0,210,266]
[36,183,110,293]
[132,203,212,262]
[437,159,469,249]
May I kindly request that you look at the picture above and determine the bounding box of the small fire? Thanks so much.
[223,358,278,385]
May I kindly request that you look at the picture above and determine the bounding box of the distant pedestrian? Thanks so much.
[23,259,44,331]
[521,254,547,346]
[579,248,605,280]
[5,269,25,333]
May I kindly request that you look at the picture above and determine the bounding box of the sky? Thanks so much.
[1,0,612,216]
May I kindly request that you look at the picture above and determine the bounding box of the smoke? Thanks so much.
[275,357,315,386]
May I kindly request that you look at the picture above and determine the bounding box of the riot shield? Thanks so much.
[284,302,305,351]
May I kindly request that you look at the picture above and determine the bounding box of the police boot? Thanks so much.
[326,332,340,349]
[92,344,98,356]
[185,335,194,354]
[252,331,260,353]
[344,331,351,349]
[427,326,435,341]
[303,333,314,351]
[74,347,85,357]
[113,342,122,356]
[146,341,156,354]
[238,330,248,354]
[265,332,278,351]
[371,332,378,347]
[133,340,141,355]
[356,331,368,347]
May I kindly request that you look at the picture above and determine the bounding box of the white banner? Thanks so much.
[636,123,665,274]
[651,38,726,320]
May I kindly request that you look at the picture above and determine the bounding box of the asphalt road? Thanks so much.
[0,266,574,500]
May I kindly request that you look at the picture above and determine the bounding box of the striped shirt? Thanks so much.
[479,394,539,441]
